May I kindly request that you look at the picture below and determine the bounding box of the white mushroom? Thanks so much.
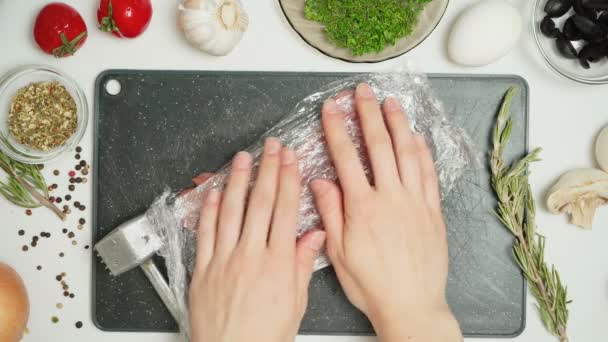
[546,168,608,229]
[596,125,608,173]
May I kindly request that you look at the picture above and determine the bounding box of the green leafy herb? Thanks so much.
[304,0,432,56]
[490,87,569,342]
[0,147,65,220]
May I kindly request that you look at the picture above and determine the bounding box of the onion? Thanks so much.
[0,263,29,342]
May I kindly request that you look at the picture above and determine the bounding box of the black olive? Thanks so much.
[599,11,608,27]
[556,35,579,58]
[564,16,584,39]
[545,0,574,17]
[581,0,608,10]
[573,14,607,40]
[574,0,598,19]
[541,16,561,37]
[579,56,591,68]
[579,42,605,61]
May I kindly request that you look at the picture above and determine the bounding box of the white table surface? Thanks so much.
[1,0,607,341]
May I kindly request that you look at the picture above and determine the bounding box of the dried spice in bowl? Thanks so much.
[8,82,78,151]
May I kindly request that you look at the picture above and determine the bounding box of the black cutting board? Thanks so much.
[93,71,528,337]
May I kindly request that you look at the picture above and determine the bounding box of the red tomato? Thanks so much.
[33,3,87,57]
[97,0,153,38]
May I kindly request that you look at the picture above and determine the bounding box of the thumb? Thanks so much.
[295,230,326,289]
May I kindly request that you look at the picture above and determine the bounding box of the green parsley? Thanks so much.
[304,0,433,56]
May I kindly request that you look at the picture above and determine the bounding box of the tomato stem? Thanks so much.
[99,0,121,34]
[52,31,87,57]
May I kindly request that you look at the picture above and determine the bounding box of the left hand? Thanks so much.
[188,138,326,342]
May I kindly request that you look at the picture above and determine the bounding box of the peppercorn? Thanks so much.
[76,146,82,153]
[62,228,68,234]
[65,194,72,201]
[22,245,28,251]
[68,232,75,238]
[75,321,83,328]
[69,185,75,191]
[25,209,32,216]
[18,230,24,236]
[53,170,60,176]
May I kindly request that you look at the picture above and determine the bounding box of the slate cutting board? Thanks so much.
[93,71,528,337]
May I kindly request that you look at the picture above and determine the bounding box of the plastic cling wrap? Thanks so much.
[147,71,478,337]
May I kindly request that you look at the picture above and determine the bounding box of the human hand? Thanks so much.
[189,138,326,342]
[311,84,462,341]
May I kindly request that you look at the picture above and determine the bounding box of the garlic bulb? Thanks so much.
[178,0,249,56]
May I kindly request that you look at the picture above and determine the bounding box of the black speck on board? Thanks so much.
[93,71,528,336]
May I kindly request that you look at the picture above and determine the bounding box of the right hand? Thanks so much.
[311,83,462,341]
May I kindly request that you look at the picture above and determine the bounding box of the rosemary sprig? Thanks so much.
[490,87,569,342]
[0,148,65,220]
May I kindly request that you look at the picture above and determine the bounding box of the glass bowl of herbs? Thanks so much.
[279,0,449,62]
[0,65,88,164]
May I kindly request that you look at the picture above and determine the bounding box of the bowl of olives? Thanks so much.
[533,0,608,84]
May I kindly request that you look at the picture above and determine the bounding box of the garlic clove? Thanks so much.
[596,125,608,173]
[178,0,248,56]
[546,168,608,229]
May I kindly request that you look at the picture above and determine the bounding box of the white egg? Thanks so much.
[448,0,522,67]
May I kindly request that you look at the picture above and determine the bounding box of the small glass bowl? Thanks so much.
[0,65,88,164]
[532,0,608,84]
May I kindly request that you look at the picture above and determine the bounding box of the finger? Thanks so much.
[195,189,221,271]
[355,83,400,189]
[414,135,441,212]
[383,96,421,191]
[310,179,344,261]
[241,138,282,249]
[215,151,252,258]
[321,99,370,198]
[193,172,215,186]
[295,230,326,292]
[269,148,301,254]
